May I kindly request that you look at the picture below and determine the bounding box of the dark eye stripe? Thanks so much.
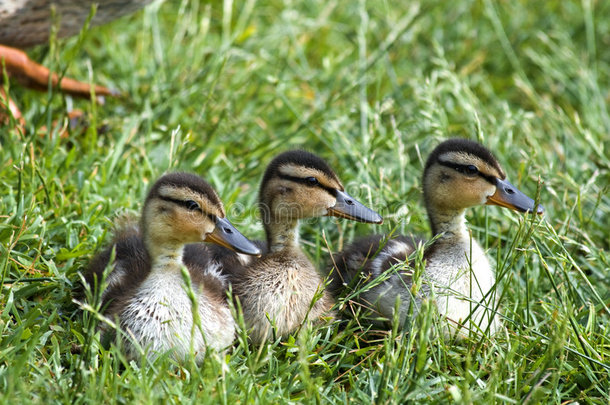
[437,161,496,184]
[278,173,337,196]
[158,195,206,214]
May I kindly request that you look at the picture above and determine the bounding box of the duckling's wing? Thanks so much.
[328,234,418,296]
[78,226,151,311]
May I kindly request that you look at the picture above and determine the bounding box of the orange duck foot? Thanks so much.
[0,44,119,99]
[0,44,120,136]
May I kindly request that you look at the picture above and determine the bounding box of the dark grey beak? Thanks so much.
[205,217,262,256]
[327,189,383,224]
[486,178,544,214]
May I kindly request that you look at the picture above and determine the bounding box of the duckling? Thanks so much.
[184,150,383,344]
[329,139,543,336]
[82,172,261,363]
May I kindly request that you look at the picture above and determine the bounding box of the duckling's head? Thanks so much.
[423,139,544,217]
[259,150,383,224]
[141,173,261,256]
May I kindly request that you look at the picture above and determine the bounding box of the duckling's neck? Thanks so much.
[144,236,185,272]
[427,208,469,242]
[264,219,300,253]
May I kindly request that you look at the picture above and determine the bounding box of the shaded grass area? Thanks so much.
[1,0,609,402]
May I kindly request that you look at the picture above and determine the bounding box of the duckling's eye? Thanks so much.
[185,200,200,211]
[306,177,319,186]
[465,165,479,175]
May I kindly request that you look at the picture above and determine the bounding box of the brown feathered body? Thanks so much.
[0,0,154,48]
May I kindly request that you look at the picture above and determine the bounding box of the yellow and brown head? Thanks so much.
[423,139,544,214]
[141,172,261,255]
[259,150,383,224]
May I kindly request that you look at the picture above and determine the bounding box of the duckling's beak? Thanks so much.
[486,178,544,214]
[205,217,262,256]
[327,190,384,224]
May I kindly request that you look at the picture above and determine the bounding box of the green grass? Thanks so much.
[1,0,609,402]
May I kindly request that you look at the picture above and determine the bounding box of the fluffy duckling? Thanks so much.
[185,151,383,343]
[329,139,543,336]
[83,172,261,363]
